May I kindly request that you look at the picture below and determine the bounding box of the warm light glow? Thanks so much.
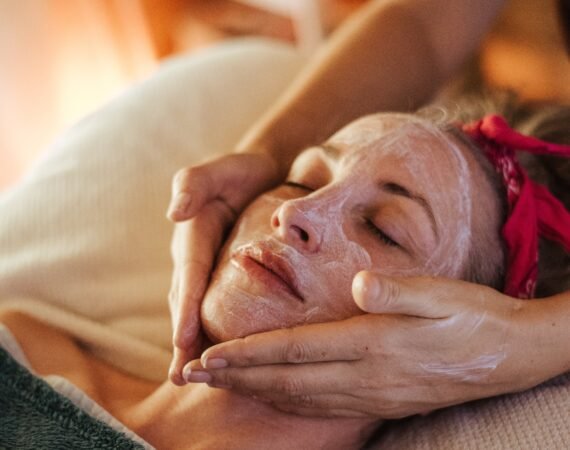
[0,0,157,190]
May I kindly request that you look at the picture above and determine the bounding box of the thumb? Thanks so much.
[167,153,279,222]
[352,271,460,318]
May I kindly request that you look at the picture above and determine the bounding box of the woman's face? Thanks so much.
[201,114,499,342]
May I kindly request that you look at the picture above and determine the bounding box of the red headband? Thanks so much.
[461,114,570,298]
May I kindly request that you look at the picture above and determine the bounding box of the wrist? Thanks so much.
[235,123,295,181]
[509,295,570,390]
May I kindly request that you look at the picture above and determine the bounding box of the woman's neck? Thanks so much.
[125,381,378,450]
[0,310,379,449]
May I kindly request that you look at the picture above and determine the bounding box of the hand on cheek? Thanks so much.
[179,273,546,419]
[167,153,282,384]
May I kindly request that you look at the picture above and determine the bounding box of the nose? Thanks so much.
[271,200,321,252]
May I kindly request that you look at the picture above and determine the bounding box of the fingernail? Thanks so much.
[168,192,191,217]
[183,369,212,384]
[203,358,228,369]
[353,272,380,305]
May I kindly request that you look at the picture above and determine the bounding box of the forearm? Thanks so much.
[237,0,506,176]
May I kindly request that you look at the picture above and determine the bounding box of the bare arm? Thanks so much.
[237,0,507,173]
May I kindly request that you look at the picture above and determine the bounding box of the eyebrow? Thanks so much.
[317,144,439,241]
[379,182,439,242]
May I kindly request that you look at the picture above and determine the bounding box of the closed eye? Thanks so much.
[283,181,313,192]
[365,219,400,248]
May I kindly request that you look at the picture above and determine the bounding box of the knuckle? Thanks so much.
[173,167,191,189]
[275,375,304,397]
[282,332,311,364]
[172,332,187,350]
[356,373,379,391]
[237,336,259,365]
[212,369,235,388]
[173,166,205,193]
[172,316,199,349]
[216,199,239,222]
[381,279,401,310]
[291,394,315,408]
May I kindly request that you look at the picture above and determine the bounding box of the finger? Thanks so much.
[167,154,279,221]
[170,225,211,350]
[270,394,371,418]
[271,404,367,419]
[197,363,373,418]
[352,271,471,318]
[274,395,419,419]
[170,205,230,377]
[184,361,358,397]
[200,316,375,368]
[169,347,195,385]
[171,202,233,345]
[167,165,216,221]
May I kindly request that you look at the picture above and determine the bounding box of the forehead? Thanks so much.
[326,114,468,173]
[328,114,478,277]
[332,114,441,150]
[326,113,476,232]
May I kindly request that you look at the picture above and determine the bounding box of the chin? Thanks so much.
[200,294,250,343]
[200,282,308,344]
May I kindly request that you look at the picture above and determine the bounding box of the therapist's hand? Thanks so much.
[183,273,555,418]
[167,153,281,385]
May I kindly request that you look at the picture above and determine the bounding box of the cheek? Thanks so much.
[222,195,280,254]
[286,239,368,323]
[200,191,372,342]
[201,276,304,343]
[201,257,364,343]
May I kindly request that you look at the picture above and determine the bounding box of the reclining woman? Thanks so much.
[1,104,569,449]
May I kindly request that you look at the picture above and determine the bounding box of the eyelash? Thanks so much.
[284,181,400,248]
[365,219,399,248]
[283,180,313,191]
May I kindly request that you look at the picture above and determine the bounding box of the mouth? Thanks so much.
[233,245,304,303]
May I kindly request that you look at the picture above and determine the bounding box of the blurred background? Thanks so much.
[1,0,569,191]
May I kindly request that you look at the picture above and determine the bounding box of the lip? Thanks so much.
[233,245,304,302]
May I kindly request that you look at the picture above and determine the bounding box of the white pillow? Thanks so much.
[369,372,570,450]
[0,38,304,381]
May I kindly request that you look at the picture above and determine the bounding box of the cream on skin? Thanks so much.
[201,113,503,346]
[127,114,505,448]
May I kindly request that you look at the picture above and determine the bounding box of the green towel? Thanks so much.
[0,347,145,450]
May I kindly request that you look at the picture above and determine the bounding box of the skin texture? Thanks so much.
[189,276,570,418]
[167,0,507,382]
[179,114,570,419]
[200,114,499,344]
[0,309,378,449]
[170,113,570,419]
